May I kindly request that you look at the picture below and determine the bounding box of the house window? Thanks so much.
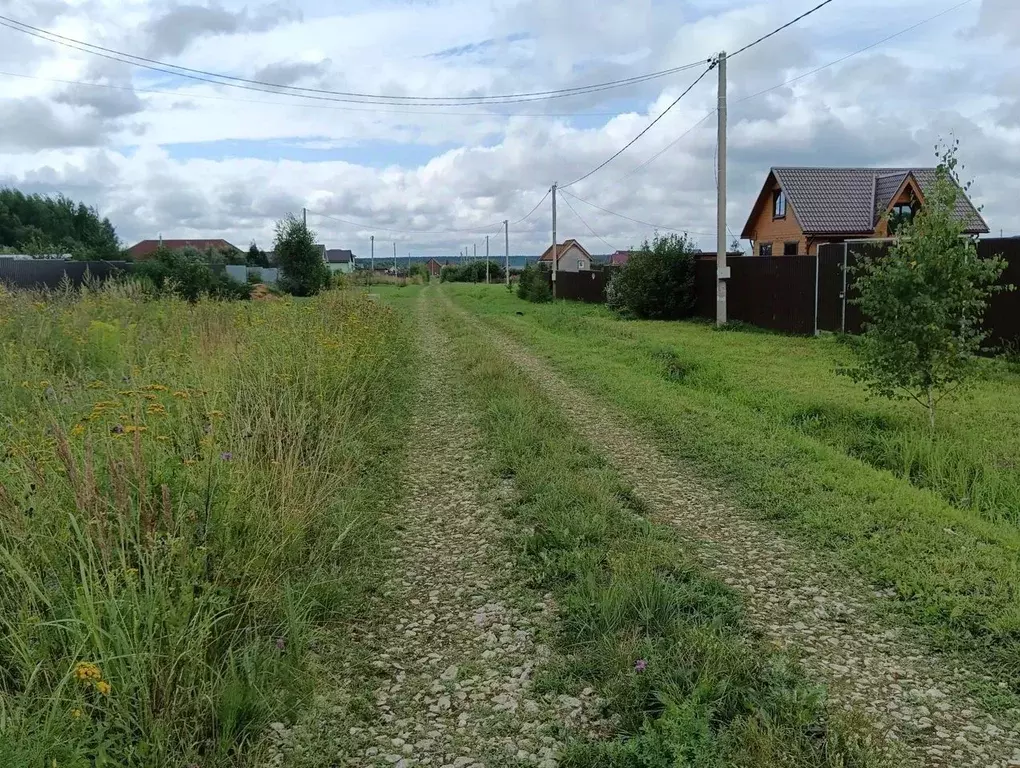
[759,242,772,257]
[889,203,915,234]
[578,260,586,270]
[783,241,798,256]
[773,190,786,219]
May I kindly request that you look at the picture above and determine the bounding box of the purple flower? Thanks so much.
[275,637,286,652]
[220,452,233,462]
[634,659,647,673]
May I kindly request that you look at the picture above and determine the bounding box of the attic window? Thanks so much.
[889,203,916,234]
[773,190,786,219]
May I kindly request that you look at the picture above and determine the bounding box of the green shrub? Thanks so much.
[275,215,330,297]
[440,261,504,283]
[133,247,249,302]
[409,263,430,283]
[607,233,697,319]
[517,262,551,303]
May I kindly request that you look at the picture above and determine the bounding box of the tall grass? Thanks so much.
[0,283,409,766]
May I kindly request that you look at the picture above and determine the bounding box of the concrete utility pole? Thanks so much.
[473,243,477,265]
[370,235,375,285]
[485,235,490,284]
[715,51,729,327]
[302,207,307,229]
[393,241,396,274]
[504,220,510,287]
[551,182,558,299]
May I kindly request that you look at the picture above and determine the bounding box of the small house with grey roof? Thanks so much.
[740,167,988,257]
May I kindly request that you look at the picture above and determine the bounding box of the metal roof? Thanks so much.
[759,167,988,235]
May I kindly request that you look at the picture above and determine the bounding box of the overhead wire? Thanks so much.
[559,64,715,189]
[560,190,715,237]
[729,0,837,58]
[0,68,626,118]
[0,12,708,106]
[558,193,617,252]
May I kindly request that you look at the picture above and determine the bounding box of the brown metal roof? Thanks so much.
[742,167,988,238]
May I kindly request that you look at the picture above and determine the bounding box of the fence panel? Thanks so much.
[728,256,818,334]
[981,239,1020,349]
[816,244,847,333]
[552,270,610,303]
[0,260,132,289]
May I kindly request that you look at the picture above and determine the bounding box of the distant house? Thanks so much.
[740,167,989,256]
[424,258,443,278]
[607,250,634,266]
[126,239,243,261]
[324,248,356,274]
[537,239,593,272]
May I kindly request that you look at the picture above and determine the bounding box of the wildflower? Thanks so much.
[156,435,170,442]
[96,680,111,696]
[73,662,102,682]
[275,637,286,652]
[123,425,147,435]
[172,391,190,399]
[206,410,224,419]
[118,390,137,397]
[143,384,169,392]
[220,451,233,462]
[147,403,167,415]
[634,659,647,673]
[70,708,84,719]
[183,458,198,466]
[70,424,85,437]
[39,380,51,389]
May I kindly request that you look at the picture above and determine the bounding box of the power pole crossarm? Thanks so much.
[715,51,729,327]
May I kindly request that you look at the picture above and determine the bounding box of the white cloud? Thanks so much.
[0,0,1017,256]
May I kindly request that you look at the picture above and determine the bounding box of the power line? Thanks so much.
[560,189,715,236]
[733,0,975,106]
[730,0,837,58]
[0,13,708,106]
[511,189,551,226]
[308,210,506,235]
[0,68,627,118]
[560,64,714,189]
[614,109,716,182]
[559,193,617,252]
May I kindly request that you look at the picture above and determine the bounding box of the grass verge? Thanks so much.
[0,282,412,766]
[430,291,888,767]
[444,284,1020,692]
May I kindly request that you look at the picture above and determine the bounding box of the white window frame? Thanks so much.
[577,259,586,270]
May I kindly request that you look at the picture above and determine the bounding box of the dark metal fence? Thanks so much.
[551,268,616,303]
[549,239,1019,346]
[0,260,132,289]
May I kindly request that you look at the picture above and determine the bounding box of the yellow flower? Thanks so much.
[39,380,51,389]
[118,390,137,397]
[156,435,170,442]
[147,403,167,415]
[183,458,198,466]
[172,391,190,399]
[96,680,111,696]
[70,708,84,719]
[70,424,85,437]
[206,410,224,419]
[123,425,147,435]
[73,662,102,682]
[143,384,169,392]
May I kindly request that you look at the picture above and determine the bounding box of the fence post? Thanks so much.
[840,242,848,334]
[814,251,820,336]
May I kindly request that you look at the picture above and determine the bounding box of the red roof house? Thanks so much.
[126,239,242,260]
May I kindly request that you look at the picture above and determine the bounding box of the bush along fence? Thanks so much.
[546,239,1020,346]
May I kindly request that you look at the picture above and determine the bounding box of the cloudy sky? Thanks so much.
[0,0,1017,257]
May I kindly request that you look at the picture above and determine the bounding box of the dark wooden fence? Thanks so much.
[0,260,132,289]
[548,239,1020,346]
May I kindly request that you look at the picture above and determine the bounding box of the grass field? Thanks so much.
[0,283,411,766]
[424,287,888,767]
[445,284,1020,687]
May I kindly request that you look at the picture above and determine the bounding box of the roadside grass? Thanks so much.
[430,291,889,766]
[443,284,1020,691]
[0,282,412,766]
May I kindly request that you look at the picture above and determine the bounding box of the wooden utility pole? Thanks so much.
[716,52,729,326]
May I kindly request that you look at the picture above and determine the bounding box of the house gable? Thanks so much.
[537,239,593,265]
